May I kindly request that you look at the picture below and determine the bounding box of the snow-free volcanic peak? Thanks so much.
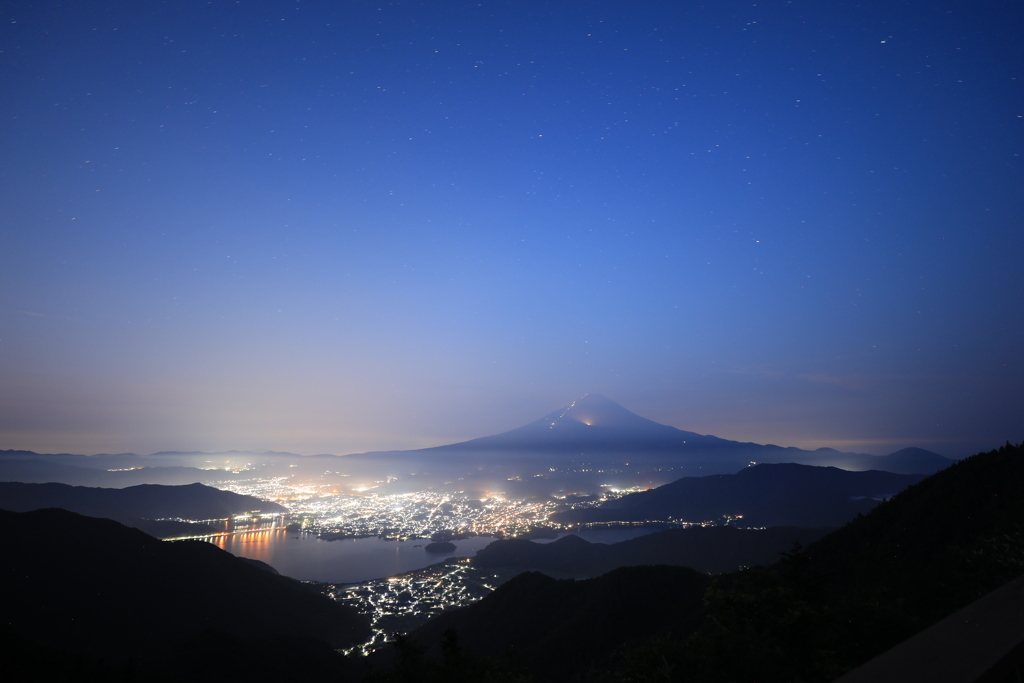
[440,393,705,453]
[364,394,953,479]
[547,393,666,430]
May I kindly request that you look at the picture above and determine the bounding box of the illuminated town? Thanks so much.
[207,475,643,540]
[186,474,689,654]
[323,559,524,655]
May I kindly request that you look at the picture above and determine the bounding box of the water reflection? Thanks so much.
[185,517,665,584]
[213,531,494,584]
[211,527,289,565]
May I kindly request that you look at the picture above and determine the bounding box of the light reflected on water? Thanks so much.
[184,517,494,584]
[211,526,291,565]
[180,515,666,584]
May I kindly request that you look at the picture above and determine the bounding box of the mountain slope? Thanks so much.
[0,481,286,538]
[0,507,368,681]
[472,525,833,576]
[374,565,711,681]
[441,393,728,452]
[669,441,1024,683]
[377,442,1024,682]
[552,463,924,527]
[0,481,284,518]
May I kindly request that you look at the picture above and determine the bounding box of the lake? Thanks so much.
[210,526,662,584]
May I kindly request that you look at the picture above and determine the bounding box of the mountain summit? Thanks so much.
[541,393,677,431]
[404,393,952,476]
[440,393,724,454]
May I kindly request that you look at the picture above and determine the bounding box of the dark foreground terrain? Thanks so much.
[0,507,368,682]
[472,524,833,577]
[367,442,1024,682]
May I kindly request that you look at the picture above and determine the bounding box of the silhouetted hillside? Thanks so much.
[801,441,1024,621]
[376,442,1024,682]
[0,507,368,682]
[552,463,923,527]
[657,441,1024,683]
[0,481,289,538]
[370,565,711,681]
[0,481,284,522]
[473,525,832,576]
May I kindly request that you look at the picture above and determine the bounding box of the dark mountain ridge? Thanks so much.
[0,480,285,519]
[0,481,285,538]
[373,565,712,682]
[552,462,925,527]
[0,507,368,681]
[472,525,833,577]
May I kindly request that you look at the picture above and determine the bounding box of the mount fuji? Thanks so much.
[0,395,953,494]
[357,393,953,478]
[437,393,730,453]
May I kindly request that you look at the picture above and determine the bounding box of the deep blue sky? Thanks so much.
[2,0,1021,458]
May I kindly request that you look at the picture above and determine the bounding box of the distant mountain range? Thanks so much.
[551,462,925,527]
[352,393,954,476]
[0,481,285,538]
[1,395,954,495]
[0,449,251,488]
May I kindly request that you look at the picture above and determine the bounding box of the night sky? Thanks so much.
[2,1,1021,458]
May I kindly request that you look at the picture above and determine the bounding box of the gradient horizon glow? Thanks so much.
[2,1,1021,459]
